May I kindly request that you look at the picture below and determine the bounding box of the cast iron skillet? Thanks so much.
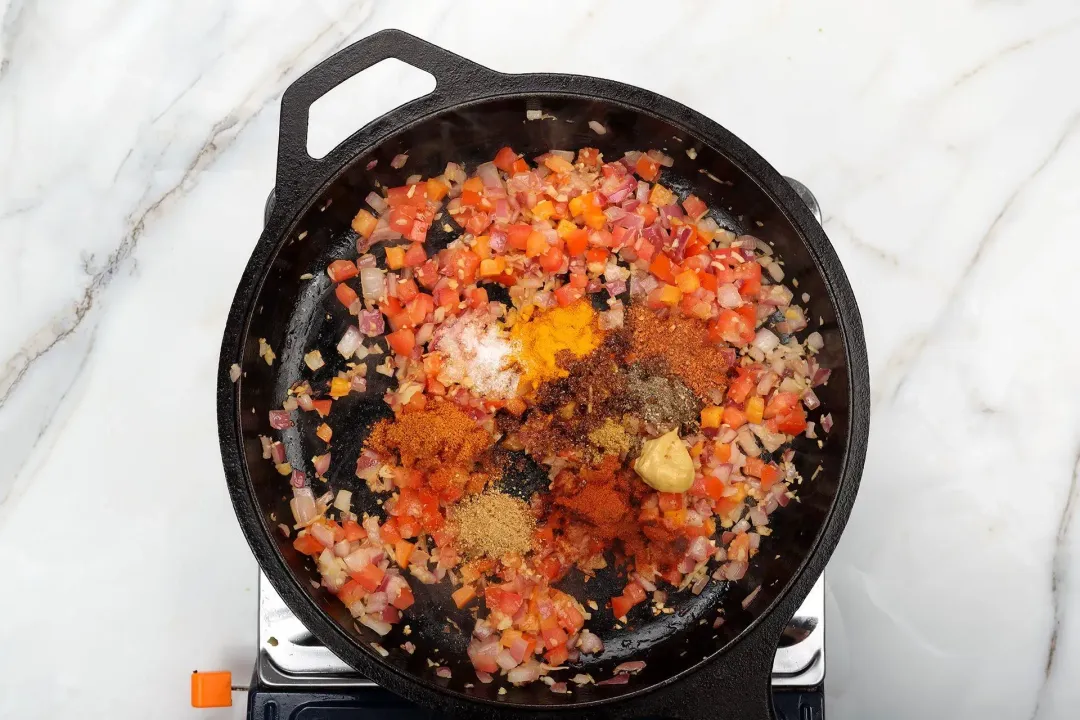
[217,29,869,719]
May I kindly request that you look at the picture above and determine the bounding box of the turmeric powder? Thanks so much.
[510,301,603,395]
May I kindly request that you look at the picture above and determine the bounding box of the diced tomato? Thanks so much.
[404,244,428,268]
[765,392,800,419]
[386,184,428,208]
[353,564,385,593]
[392,584,415,610]
[545,645,569,666]
[405,207,433,243]
[326,259,358,283]
[773,407,807,436]
[464,210,492,235]
[511,158,529,174]
[722,406,747,429]
[335,283,359,309]
[388,203,418,234]
[316,422,333,442]
[292,534,324,556]
[727,367,758,404]
[554,284,584,307]
[397,516,422,539]
[703,475,726,501]
[442,247,481,284]
[635,156,660,181]
[564,228,589,257]
[504,223,532,251]
[544,155,575,175]
[585,247,609,266]
[611,594,635,620]
[460,177,485,206]
[312,399,332,417]
[395,278,418,302]
[338,580,366,608]
[648,183,675,206]
[623,582,647,605]
[433,284,460,310]
[415,260,439,289]
[658,493,685,512]
[577,147,600,167]
[452,585,477,609]
[539,246,566,272]
[569,272,588,289]
[714,442,732,463]
[710,308,756,346]
[635,203,659,226]
[342,520,366,542]
[735,261,762,298]
[744,457,765,478]
[380,518,402,544]
[465,286,488,309]
[395,540,415,568]
[405,294,434,326]
[537,555,563,581]
[386,328,415,356]
[759,463,782,491]
[494,146,519,173]
[649,254,677,283]
[541,625,568,650]
[682,194,708,219]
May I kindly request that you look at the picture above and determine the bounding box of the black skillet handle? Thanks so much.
[275,29,501,210]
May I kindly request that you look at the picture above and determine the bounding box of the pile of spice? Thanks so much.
[452,490,536,560]
[509,301,603,396]
[624,360,701,432]
[432,311,520,399]
[366,400,492,472]
[626,304,730,401]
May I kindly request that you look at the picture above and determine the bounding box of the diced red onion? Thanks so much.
[647,149,674,167]
[334,540,352,557]
[271,441,286,464]
[742,586,762,609]
[390,153,409,169]
[365,192,388,215]
[716,283,742,309]
[588,120,607,135]
[291,487,318,525]
[357,309,384,337]
[598,674,630,686]
[290,469,307,488]
[752,328,780,353]
[477,162,502,189]
[802,388,821,410]
[812,368,832,387]
[337,326,363,358]
[360,267,386,304]
[578,630,604,654]
[359,614,392,636]
[269,410,293,430]
[297,394,315,412]
[314,453,331,477]
[496,648,520,671]
[476,671,493,684]
[350,375,367,393]
[723,561,748,581]
[508,661,542,685]
[549,682,569,694]
[679,557,698,574]
[748,532,762,550]
[436,667,452,679]
[614,661,646,674]
[691,576,709,596]
[821,413,834,433]
[259,435,273,459]
[365,218,402,247]
[688,536,711,562]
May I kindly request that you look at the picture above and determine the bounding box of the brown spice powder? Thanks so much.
[626,304,729,400]
[452,490,536,559]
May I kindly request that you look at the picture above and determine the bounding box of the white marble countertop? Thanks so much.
[2,1,1079,718]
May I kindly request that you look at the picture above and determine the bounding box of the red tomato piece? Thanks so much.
[493,146,519,173]
[538,246,566,273]
[386,327,415,356]
[505,223,532,251]
[326,260,358,283]
[404,244,428,268]
[465,286,488,309]
[611,594,635,620]
[353,564,385,593]
[415,259,439,288]
[682,194,708,219]
[392,584,415,610]
[292,534,323,556]
[623,582,647,605]
[635,156,660,181]
[649,254,677,284]
[335,283,358,309]
[395,278,419,302]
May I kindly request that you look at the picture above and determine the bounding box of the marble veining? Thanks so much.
[2,1,1079,718]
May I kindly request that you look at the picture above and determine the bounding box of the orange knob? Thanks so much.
[191,671,233,708]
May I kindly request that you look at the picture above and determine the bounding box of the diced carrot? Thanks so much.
[351,209,377,239]
[722,406,747,429]
[329,377,351,398]
[335,283,359,309]
[746,396,765,425]
[395,540,415,569]
[385,246,405,270]
[532,200,556,222]
[425,177,449,201]
[675,269,700,293]
[312,399,332,417]
[701,405,723,429]
[316,423,333,442]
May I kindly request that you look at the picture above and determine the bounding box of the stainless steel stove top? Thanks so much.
[255,571,824,690]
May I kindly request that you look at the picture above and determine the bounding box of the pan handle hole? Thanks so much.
[307,58,436,160]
